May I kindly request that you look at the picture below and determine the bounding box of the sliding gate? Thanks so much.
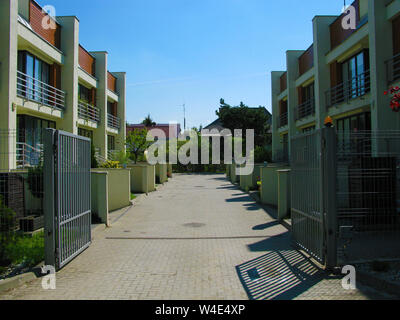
[44,129,92,269]
[290,128,337,268]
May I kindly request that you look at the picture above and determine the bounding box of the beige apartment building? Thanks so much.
[271,0,400,162]
[0,0,126,170]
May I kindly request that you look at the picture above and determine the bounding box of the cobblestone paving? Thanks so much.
[0,174,393,300]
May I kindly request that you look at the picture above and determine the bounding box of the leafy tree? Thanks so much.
[126,128,152,164]
[142,114,156,127]
[216,99,271,147]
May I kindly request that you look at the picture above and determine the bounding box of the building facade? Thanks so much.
[0,0,126,170]
[271,0,400,162]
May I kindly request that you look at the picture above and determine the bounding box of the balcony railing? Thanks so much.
[325,70,370,109]
[78,100,100,123]
[295,99,315,121]
[277,113,288,128]
[16,142,43,168]
[107,113,121,130]
[385,53,400,85]
[17,71,66,110]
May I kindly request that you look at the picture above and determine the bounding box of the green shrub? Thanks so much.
[100,160,121,169]
[5,231,44,267]
[0,198,17,263]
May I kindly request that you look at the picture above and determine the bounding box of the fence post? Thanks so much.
[322,127,338,269]
[43,129,56,267]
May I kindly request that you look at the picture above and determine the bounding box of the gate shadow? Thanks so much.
[236,243,336,300]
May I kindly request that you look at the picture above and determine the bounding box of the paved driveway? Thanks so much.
[0,174,389,300]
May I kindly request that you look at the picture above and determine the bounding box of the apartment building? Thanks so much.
[0,0,126,170]
[271,0,400,162]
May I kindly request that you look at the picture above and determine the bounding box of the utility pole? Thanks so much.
[183,104,186,131]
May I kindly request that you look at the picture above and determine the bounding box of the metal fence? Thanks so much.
[336,131,400,264]
[44,129,92,269]
[291,130,326,264]
[0,129,44,232]
[290,128,400,268]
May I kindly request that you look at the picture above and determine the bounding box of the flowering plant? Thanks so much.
[384,86,400,112]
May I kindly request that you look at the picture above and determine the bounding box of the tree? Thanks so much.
[216,100,271,147]
[126,128,152,164]
[142,114,156,127]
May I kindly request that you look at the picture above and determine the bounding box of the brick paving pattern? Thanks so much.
[0,174,392,300]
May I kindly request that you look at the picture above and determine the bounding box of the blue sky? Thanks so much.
[43,0,344,129]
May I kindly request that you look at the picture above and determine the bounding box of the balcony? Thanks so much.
[295,99,315,121]
[277,113,288,128]
[325,70,370,109]
[385,53,400,85]
[107,113,121,130]
[78,100,100,123]
[16,142,43,169]
[17,71,66,110]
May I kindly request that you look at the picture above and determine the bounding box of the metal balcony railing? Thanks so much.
[107,113,121,130]
[295,98,315,121]
[326,70,370,109]
[78,100,100,123]
[16,142,43,168]
[385,53,400,85]
[277,113,288,128]
[17,71,66,110]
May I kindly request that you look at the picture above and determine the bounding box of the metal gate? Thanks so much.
[290,128,337,268]
[44,129,92,269]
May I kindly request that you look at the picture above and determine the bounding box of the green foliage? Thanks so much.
[254,145,271,163]
[100,160,121,169]
[216,100,272,147]
[142,114,156,127]
[4,231,44,267]
[111,150,130,166]
[0,197,17,263]
[126,128,152,164]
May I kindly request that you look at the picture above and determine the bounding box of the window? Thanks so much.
[17,51,51,103]
[107,135,115,151]
[78,128,93,140]
[342,50,370,99]
[79,84,91,103]
[17,115,56,149]
[336,112,371,154]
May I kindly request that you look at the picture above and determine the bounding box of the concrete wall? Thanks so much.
[239,164,263,191]
[94,168,131,212]
[260,164,290,206]
[91,171,109,226]
[156,163,168,184]
[128,164,156,194]
[0,0,18,170]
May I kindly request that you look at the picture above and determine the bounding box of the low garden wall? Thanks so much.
[260,164,290,207]
[91,171,109,226]
[230,163,239,183]
[128,164,156,194]
[156,163,168,184]
[93,168,131,212]
[239,164,264,192]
